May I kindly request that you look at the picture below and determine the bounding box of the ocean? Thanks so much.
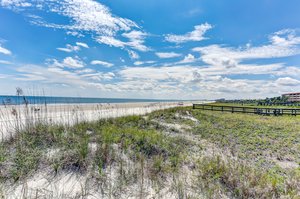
[0,95,178,105]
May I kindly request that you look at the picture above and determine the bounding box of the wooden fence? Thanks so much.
[192,104,300,116]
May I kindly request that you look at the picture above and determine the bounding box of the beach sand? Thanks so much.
[0,101,203,142]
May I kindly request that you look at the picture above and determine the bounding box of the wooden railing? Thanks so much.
[192,104,300,116]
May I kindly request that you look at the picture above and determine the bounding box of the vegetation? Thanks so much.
[218,95,300,107]
[0,104,300,198]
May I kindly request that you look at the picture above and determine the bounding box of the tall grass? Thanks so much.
[2,95,299,198]
[0,89,197,198]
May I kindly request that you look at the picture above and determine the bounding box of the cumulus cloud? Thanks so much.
[90,60,114,67]
[119,66,198,83]
[12,58,300,99]
[274,66,300,77]
[165,23,212,43]
[270,29,300,46]
[62,57,85,68]
[178,54,196,64]
[117,65,283,99]
[155,52,182,59]
[275,77,300,86]
[0,45,12,55]
[15,63,115,91]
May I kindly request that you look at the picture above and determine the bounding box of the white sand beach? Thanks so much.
[0,101,204,142]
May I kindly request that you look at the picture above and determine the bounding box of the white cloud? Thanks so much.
[117,65,268,98]
[198,63,284,76]
[127,50,139,60]
[193,29,300,68]
[25,0,138,36]
[97,36,126,48]
[11,59,300,99]
[270,29,300,46]
[1,0,150,57]
[15,64,116,91]
[62,57,85,68]
[165,23,212,43]
[133,61,155,66]
[122,30,150,52]
[49,56,85,69]
[119,66,197,83]
[97,30,150,52]
[57,42,89,52]
[0,0,31,8]
[0,60,12,64]
[66,31,84,37]
[1,0,140,40]
[274,66,300,77]
[178,54,196,64]
[90,60,114,67]
[122,30,146,41]
[275,77,300,86]
[81,72,115,81]
[75,68,95,74]
[156,52,182,59]
[76,42,89,48]
[57,44,80,53]
[0,45,12,55]
[0,73,9,79]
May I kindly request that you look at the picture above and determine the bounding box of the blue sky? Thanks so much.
[0,0,300,99]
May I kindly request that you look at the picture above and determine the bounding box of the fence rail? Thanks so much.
[192,104,300,116]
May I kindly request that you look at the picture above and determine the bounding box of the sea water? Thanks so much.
[0,95,177,105]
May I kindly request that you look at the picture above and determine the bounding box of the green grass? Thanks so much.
[190,108,300,169]
[196,156,300,198]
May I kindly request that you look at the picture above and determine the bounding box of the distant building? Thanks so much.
[282,92,300,102]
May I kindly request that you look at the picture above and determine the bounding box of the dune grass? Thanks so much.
[0,106,300,198]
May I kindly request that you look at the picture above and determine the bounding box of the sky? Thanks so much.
[0,0,300,100]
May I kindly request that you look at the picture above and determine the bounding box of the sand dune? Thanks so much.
[0,101,204,142]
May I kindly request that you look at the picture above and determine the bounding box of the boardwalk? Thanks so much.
[193,104,300,116]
